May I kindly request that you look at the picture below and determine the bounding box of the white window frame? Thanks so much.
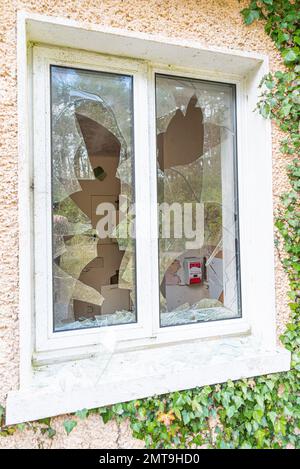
[6,11,290,425]
[33,45,248,355]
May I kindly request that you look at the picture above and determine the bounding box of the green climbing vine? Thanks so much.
[0,0,299,448]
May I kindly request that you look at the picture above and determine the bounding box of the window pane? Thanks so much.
[51,66,136,331]
[155,74,241,327]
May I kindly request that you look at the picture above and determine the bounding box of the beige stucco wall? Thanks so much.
[0,0,291,448]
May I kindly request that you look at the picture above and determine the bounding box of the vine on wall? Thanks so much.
[0,0,299,448]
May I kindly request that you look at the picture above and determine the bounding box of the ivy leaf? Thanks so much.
[277,31,289,45]
[112,403,125,416]
[173,407,182,420]
[75,408,89,420]
[265,79,275,89]
[1,426,16,436]
[191,399,202,413]
[0,405,4,422]
[226,406,236,418]
[100,408,113,424]
[265,380,275,391]
[255,429,266,447]
[242,9,260,25]
[232,395,243,409]
[260,103,270,118]
[219,440,232,449]
[268,411,277,427]
[253,408,264,423]
[274,71,284,79]
[255,395,265,408]
[47,427,56,438]
[291,91,300,105]
[63,419,77,435]
[38,417,51,426]
[240,442,252,448]
[282,50,298,64]
[131,421,142,434]
[281,104,292,117]
[16,423,26,432]
[245,422,252,433]
[182,410,190,425]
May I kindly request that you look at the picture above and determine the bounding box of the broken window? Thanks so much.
[49,64,241,334]
[51,66,136,331]
[155,74,241,327]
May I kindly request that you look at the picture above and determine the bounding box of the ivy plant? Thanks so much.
[0,0,299,448]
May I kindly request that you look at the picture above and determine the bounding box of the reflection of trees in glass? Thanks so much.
[55,197,94,235]
[51,66,134,204]
[74,145,94,180]
[156,76,232,253]
[51,65,134,218]
[156,78,230,133]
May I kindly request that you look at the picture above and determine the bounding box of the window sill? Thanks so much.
[6,336,290,425]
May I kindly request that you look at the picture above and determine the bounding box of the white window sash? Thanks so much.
[148,65,247,339]
[33,46,153,352]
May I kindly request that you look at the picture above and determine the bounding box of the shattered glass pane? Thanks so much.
[51,66,136,331]
[156,74,241,327]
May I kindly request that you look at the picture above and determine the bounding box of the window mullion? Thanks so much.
[146,68,161,335]
[133,65,154,336]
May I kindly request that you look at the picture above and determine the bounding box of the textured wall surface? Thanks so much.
[0,0,291,448]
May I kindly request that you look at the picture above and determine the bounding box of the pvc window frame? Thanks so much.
[32,44,248,356]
